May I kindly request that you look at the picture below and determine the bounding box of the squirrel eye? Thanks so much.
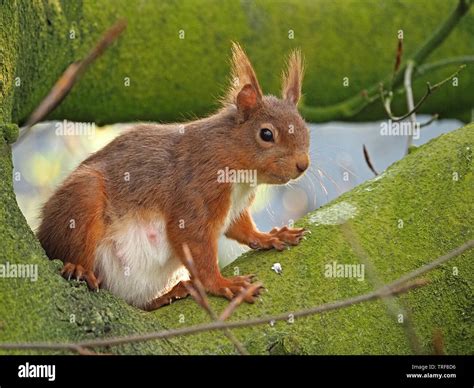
[260,128,274,142]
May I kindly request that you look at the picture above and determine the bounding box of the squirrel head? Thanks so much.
[224,42,310,185]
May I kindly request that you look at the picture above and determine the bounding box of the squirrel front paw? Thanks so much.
[208,275,263,303]
[249,226,307,251]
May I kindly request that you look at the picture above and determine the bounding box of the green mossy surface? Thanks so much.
[0,0,473,126]
[0,123,19,144]
[0,123,472,355]
[0,132,182,354]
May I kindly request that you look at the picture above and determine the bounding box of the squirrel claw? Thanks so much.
[211,276,264,303]
[270,225,307,247]
[60,262,101,291]
[249,241,260,250]
[249,225,307,251]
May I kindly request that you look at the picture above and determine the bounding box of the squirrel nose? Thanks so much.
[296,156,309,173]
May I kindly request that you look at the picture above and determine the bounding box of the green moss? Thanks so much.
[0,123,18,144]
[0,133,180,355]
[0,123,472,355]
[1,0,473,126]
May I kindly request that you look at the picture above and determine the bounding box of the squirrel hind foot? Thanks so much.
[143,280,192,311]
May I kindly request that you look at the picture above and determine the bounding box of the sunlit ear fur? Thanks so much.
[282,49,304,105]
[224,42,263,108]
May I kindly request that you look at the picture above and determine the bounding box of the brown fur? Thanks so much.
[38,42,310,308]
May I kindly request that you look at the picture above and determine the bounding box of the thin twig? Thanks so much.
[404,60,417,152]
[416,55,474,76]
[340,224,424,354]
[362,145,378,176]
[181,244,249,355]
[15,19,127,145]
[181,245,211,311]
[219,282,263,321]
[379,85,395,118]
[419,113,439,128]
[73,346,102,355]
[393,38,404,77]
[380,65,465,122]
[1,240,472,353]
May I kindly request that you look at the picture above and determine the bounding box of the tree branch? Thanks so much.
[404,61,417,151]
[416,55,474,76]
[15,19,127,146]
[299,0,472,122]
[1,239,471,354]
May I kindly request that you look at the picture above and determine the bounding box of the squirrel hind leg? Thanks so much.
[38,166,107,289]
[143,280,192,311]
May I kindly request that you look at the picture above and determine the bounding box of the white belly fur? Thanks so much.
[221,183,257,233]
[95,183,257,308]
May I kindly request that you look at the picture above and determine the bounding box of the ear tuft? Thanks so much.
[224,42,263,107]
[282,49,304,105]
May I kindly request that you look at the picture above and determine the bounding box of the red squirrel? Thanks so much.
[37,43,310,310]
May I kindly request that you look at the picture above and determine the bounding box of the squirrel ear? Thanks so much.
[282,49,304,105]
[226,42,263,106]
[236,84,259,118]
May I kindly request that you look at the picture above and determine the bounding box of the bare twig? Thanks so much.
[219,282,263,321]
[15,19,127,145]
[181,244,248,355]
[393,38,404,77]
[399,64,465,122]
[380,65,465,123]
[416,55,474,76]
[362,145,378,176]
[340,223,424,353]
[181,245,211,311]
[420,114,439,128]
[1,240,472,354]
[73,345,102,355]
[404,61,417,152]
[379,85,395,118]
